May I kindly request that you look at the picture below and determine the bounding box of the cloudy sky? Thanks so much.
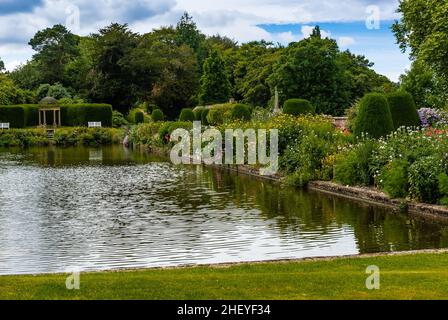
[0,0,410,81]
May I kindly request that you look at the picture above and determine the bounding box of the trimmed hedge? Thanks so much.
[230,104,251,121]
[354,93,394,138]
[135,111,144,124]
[152,109,164,122]
[194,107,205,121]
[0,104,113,128]
[0,106,25,128]
[283,99,315,116]
[387,91,421,129]
[179,108,195,122]
[206,104,233,125]
[61,104,113,127]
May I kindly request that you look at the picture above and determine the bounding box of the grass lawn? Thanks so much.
[1,252,448,300]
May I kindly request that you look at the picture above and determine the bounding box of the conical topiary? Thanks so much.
[387,91,421,129]
[354,93,394,138]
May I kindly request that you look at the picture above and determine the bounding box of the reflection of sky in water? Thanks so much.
[0,146,447,275]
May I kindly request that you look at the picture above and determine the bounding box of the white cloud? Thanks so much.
[338,36,356,47]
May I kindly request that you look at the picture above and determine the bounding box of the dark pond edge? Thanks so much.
[144,145,448,220]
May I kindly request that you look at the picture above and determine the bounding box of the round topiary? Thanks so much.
[387,91,421,129]
[194,107,205,121]
[230,104,251,121]
[135,111,144,124]
[354,93,394,138]
[179,108,195,122]
[283,99,315,116]
[151,109,164,122]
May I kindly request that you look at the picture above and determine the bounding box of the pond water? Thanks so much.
[1,145,448,275]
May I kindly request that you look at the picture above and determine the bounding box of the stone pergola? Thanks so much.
[38,97,61,127]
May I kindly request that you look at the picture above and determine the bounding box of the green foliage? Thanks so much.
[90,23,139,114]
[179,108,195,121]
[0,106,25,128]
[354,93,394,138]
[151,109,165,122]
[52,128,123,146]
[408,156,443,204]
[37,83,72,100]
[283,99,315,116]
[135,111,144,124]
[201,108,209,126]
[199,50,231,105]
[194,107,205,121]
[387,91,421,129]
[61,104,113,127]
[334,140,377,186]
[0,74,34,105]
[268,28,350,116]
[234,41,281,107]
[28,24,79,84]
[379,159,410,198]
[158,121,193,144]
[393,1,448,82]
[438,173,448,206]
[230,104,251,121]
[206,104,233,125]
[112,110,128,128]
[0,128,49,147]
[400,59,448,109]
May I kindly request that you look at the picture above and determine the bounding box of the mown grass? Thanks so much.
[1,252,448,300]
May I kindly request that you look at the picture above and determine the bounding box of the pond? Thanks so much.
[1,145,448,275]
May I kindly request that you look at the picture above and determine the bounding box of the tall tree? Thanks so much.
[393,0,448,80]
[90,23,139,113]
[199,50,231,105]
[268,26,352,116]
[176,12,203,52]
[234,41,281,107]
[400,58,448,109]
[128,27,199,119]
[0,57,4,72]
[28,24,79,84]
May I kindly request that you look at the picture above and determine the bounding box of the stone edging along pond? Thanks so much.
[207,163,448,219]
[146,145,448,219]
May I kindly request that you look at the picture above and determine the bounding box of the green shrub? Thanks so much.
[179,108,195,122]
[194,107,205,121]
[230,104,251,121]
[158,122,193,144]
[439,173,448,206]
[354,93,394,138]
[112,110,128,128]
[387,91,421,129]
[380,159,410,198]
[151,109,164,122]
[61,104,113,127]
[408,156,443,204]
[135,111,144,124]
[283,99,315,116]
[334,140,377,186]
[0,106,25,128]
[206,104,233,125]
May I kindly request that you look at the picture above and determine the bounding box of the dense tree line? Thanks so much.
[1,13,393,118]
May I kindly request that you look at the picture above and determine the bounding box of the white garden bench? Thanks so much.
[88,122,102,128]
[0,123,10,130]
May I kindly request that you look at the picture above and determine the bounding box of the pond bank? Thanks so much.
[0,127,125,147]
[2,250,448,300]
